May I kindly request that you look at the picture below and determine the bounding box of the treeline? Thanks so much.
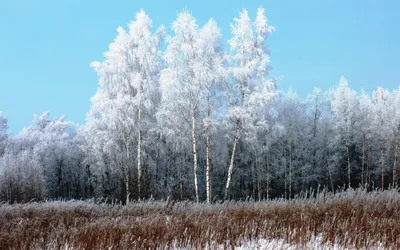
[0,8,399,203]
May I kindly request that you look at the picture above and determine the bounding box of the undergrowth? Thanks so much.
[1,188,399,249]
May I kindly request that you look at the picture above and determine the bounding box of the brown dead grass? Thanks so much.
[1,189,400,249]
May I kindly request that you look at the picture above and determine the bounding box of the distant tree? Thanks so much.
[330,76,358,188]
[356,91,374,187]
[0,149,45,203]
[306,88,331,189]
[371,87,393,190]
[0,113,9,201]
[391,89,400,187]
[308,88,323,170]
[0,113,9,157]
[0,112,83,202]
[18,112,84,199]
[277,91,310,198]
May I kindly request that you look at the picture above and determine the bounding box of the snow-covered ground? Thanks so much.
[228,238,383,250]
[171,237,384,250]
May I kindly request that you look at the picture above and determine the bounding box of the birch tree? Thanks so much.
[0,149,44,202]
[90,10,164,202]
[158,11,216,202]
[307,88,332,188]
[0,114,8,157]
[356,92,374,187]
[278,91,309,198]
[331,76,358,189]
[125,10,164,198]
[308,88,323,170]
[224,7,275,199]
[198,19,225,203]
[19,112,84,199]
[371,87,393,190]
[392,89,400,187]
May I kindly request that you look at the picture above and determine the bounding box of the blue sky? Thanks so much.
[0,0,399,134]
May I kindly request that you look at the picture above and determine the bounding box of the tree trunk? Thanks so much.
[362,140,365,187]
[288,140,292,199]
[137,106,142,199]
[58,163,63,197]
[328,168,334,192]
[380,143,385,190]
[206,134,211,203]
[394,140,398,188]
[191,104,199,203]
[284,143,288,199]
[252,160,256,199]
[326,149,334,192]
[346,144,351,189]
[257,176,262,201]
[125,139,130,204]
[367,143,372,189]
[266,150,270,200]
[179,155,183,200]
[257,153,262,201]
[205,98,212,204]
[225,130,239,200]
[312,96,318,170]
[164,152,169,200]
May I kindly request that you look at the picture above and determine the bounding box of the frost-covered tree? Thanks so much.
[0,112,83,202]
[330,76,358,188]
[198,19,225,203]
[306,88,331,187]
[83,111,123,200]
[0,149,44,203]
[6,7,400,203]
[257,106,284,200]
[308,88,323,168]
[0,113,9,157]
[18,112,85,199]
[224,7,276,199]
[89,10,164,202]
[356,91,374,187]
[0,113,9,200]
[372,87,393,190]
[277,91,310,198]
[391,89,400,187]
[157,11,225,202]
[318,110,336,191]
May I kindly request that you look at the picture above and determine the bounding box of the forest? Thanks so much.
[0,8,399,205]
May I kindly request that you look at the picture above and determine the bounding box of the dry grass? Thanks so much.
[1,189,400,249]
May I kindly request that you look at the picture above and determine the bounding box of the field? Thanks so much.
[1,189,400,249]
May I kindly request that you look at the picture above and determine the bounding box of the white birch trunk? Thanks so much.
[380,143,385,190]
[137,69,143,200]
[394,140,398,188]
[346,145,351,189]
[225,131,239,200]
[288,140,292,199]
[266,151,270,200]
[125,139,130,204]
[205,95,212,204]
[225,86,244,200]
[206,134,211,203]
[191,102,199,203]
[367,144,372,188]
[362,140,365,186]
[137,107,142,199]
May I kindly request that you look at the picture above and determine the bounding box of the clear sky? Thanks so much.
[0,0,399,135]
